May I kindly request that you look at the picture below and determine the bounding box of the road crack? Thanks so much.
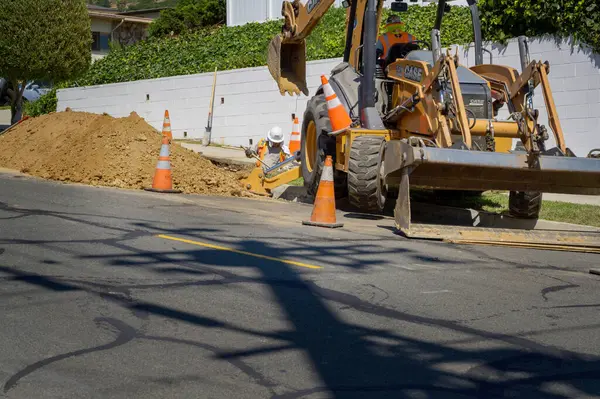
[541,283,579,301]
[3,318,136,393]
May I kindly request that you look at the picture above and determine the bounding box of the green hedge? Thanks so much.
[75,21,279,86]
[26,4,475,114]
[73,4,473,87]
[28,2,600,116]
[479,0,599,53]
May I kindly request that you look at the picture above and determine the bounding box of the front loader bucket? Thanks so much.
[384,143,600,195]
[384,141,600,250]
[267,35,308,96]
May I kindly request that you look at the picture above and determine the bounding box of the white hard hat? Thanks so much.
[267,126,284,144]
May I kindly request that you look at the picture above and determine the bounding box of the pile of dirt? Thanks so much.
[0,110,249,196]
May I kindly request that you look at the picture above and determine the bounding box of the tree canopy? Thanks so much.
[0,0,92,122]
[0,0,92,83]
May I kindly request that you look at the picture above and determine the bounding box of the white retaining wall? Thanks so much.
[57,35,600,156]
[58,58,342,147]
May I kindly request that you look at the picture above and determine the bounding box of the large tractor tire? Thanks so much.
[509,191,542,219]
[348,135,387,212]
[301,94,347,198]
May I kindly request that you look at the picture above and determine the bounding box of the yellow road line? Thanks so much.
[157,234,323,270]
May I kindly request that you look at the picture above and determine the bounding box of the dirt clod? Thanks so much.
[0,111,248,196]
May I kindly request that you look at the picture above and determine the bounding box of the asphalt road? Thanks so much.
[0,171,599,399]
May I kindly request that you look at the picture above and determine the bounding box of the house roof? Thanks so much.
[118,7,170,16]
[86,4,115,12]
[88,10,154,25]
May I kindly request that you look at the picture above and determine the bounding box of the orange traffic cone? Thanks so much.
[144,136,182,193]
[302,155,343,228]
[162,110,172,140]
[289,117,301,154]
[321,75,352,132]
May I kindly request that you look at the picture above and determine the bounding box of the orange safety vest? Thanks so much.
[378,31,415,60]
[255,139,286,168]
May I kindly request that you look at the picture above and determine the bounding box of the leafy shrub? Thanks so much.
[24,88,58,117]
[479,0,600,52]
[148,0,226,38]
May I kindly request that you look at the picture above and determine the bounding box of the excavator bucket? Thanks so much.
[267,35,309,96]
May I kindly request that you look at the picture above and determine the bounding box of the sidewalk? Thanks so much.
[0,109,11,132]
[177,141,255,166]
[536,193,600,206]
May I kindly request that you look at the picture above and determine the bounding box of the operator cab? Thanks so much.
[377,42,421,76]
[404,50,434,64]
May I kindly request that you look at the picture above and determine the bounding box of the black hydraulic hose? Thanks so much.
[433,0,446,31]
[343,0,358,63]
[467,0,483,65]
[361,0,377,110]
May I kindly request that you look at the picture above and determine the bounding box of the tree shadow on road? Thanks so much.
[0,207,599,398]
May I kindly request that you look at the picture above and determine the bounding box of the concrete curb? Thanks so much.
[272,184,600,233]
[271,184,312,203]
[410,202,600,232]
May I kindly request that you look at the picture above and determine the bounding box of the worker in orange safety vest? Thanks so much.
[376,15,416,61]
[245,126,291,169]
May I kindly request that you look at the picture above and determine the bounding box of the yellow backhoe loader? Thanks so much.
[267,0,600,247]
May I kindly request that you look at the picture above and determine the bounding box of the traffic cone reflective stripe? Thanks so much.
[145,136,181,194]
[162,110,172,140]
[302,156,343,228]
[321,75,352,132]
[289,117,301,154]
[322,80,342,107]
[159,140,170,159]
[325,94,343,109]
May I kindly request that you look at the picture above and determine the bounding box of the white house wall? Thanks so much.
[90,18,113,34]
[226,0,269,27]
[225,0,468,27]
[227,0,344,27]
[57,36,600,156]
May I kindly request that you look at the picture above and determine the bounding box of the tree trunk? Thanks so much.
[7,79,25,125]
[10,101,23,125]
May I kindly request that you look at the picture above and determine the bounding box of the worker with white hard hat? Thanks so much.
[245,126,291,169]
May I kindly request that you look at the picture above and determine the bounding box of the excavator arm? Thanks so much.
[268,0,380,97]
[281,0,339,41]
